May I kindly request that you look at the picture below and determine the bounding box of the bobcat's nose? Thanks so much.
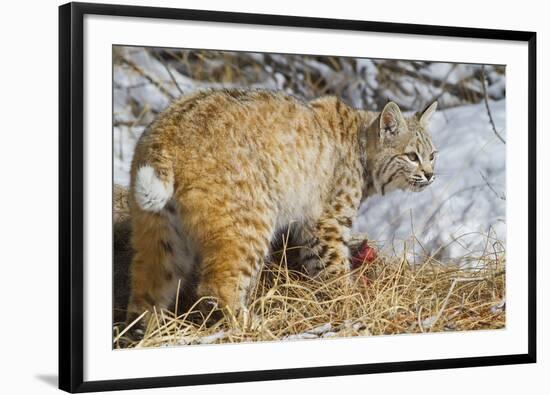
[424,171,434,182]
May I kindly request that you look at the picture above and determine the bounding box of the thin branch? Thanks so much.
[119,56,175,101]
[425,63,457,118]
[480,65,506,144]
[479,170,506,201]
[149,49,185,96]
[451,270,505,282]
[379,61,483,108]
[113,310,148,344]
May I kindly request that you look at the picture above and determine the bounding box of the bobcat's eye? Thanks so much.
[406,152,419,162]
[430,151,437,161]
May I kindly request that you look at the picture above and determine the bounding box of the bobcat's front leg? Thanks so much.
[298,216,354,279]
[297,190,360,279]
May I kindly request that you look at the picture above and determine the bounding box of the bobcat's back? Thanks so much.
[130,90,352,224]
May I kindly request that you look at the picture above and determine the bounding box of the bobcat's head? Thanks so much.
[369,101,438,195]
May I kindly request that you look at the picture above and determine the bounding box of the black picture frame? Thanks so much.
[59,2,537,392]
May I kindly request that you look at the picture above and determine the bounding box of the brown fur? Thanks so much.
[125,89,437,327]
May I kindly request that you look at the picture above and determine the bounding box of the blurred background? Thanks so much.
[113,46,506,264]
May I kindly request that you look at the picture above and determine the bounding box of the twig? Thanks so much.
[426,279,457,330]
[113,310,148,343]
[479,170,506,201]
[149,49,185,96]
[113,120,138,127]
[119,56,175,101]
[379,61,483,109]
[174,278,182,317]
[480,65,506,144]
[451,270,505,282]
[424,65,455,123]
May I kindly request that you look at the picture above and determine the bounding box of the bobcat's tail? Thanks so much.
[134,163,174,213]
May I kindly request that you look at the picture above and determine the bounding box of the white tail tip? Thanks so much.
[134,165,173,212]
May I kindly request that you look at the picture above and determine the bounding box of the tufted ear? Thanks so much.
[419,101,438,126]
[379,101,406,141]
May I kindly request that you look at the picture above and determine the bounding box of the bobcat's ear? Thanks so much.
[419,101,438,126]
[379,101,406,141]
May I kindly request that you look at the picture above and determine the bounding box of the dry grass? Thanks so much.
[114,235,505,349]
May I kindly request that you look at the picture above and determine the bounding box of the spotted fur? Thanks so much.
[125,89,437,327]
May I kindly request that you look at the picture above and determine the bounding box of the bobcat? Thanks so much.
[125,89,437,330]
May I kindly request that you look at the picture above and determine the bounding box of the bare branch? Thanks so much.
[119,56,176,101]
[480,65,506,144]
[148,49,185,96]
[479,170,506,201]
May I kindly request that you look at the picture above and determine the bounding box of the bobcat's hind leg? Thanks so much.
[196,232,272,323]
[180,196,274,319]
[125,208,179,338]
